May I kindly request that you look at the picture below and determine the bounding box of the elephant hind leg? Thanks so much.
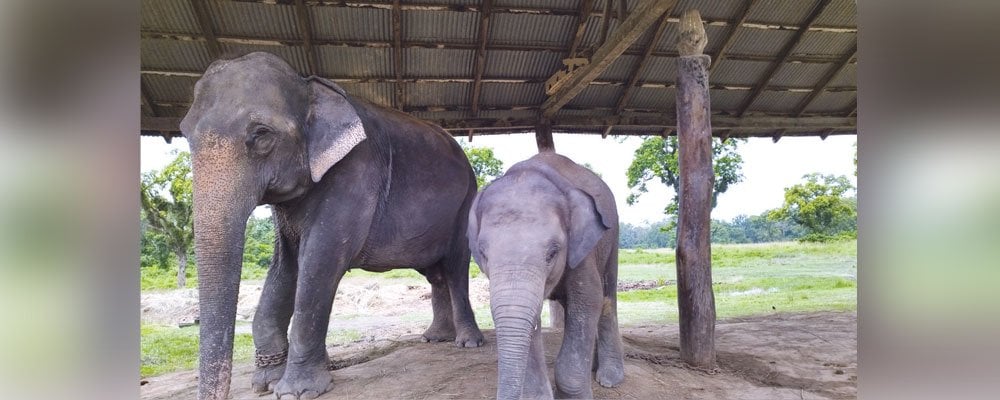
[419,265,456,342]
[442,248,484,348]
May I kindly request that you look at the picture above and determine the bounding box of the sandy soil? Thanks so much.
[141,276,855,399]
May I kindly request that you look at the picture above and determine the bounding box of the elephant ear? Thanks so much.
[566,188,607,270]
[304,76,367,183]
[466,192,488,275]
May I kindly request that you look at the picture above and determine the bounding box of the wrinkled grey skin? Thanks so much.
[468,152,625,399]
[181,52,483,400]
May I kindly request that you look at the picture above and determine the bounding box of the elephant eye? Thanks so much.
[545,243,560,263]
[246,125,276,156]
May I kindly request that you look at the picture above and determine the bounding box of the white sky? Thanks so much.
[141,133,856,225]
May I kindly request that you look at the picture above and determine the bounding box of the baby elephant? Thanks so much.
[468,152,625,399]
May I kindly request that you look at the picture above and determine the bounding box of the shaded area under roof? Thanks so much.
[140,0,857,141]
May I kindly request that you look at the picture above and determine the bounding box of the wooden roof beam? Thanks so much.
[614,12,671,114]
[541,0,678,118]
[293,0,318,75]
[567,0,594,58]
[188,0,221,58]
[735,0,833,117]
[470,0,493,116]
[708,0,758,73]
[794,44,856,116]
[599,0,614,48]
[391,0,405,110]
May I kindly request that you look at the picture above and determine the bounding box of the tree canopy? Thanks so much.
[769,173,857,238]
[140,151,194,288]
[462,144,504,189]
[625,136,744,218]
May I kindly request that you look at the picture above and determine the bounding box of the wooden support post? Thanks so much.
[674,9,716,370]
[391,0,405,110]
[535,120,554,152]
[602,125,613,138]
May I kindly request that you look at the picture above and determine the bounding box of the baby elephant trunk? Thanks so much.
[489,266,547,400]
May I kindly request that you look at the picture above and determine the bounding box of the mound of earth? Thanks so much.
[140,311,856,399]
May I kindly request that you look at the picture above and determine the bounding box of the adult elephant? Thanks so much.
[468,152,625,399]
[181,52,484,400]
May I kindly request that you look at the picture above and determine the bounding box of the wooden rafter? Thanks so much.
[846,98,857,117]
[794,44,856,116]
[614,12,671,114]
[735,0,834,117]
[293,0,318,75]
[470,0,493,116]
[143,115,854,135]
[541,0,678,118]
[141,30,848,65]
[140,81,158,118]
[188,0,221,58]
[391,0,405,110]
[567,0,594,58]
[618,0,629,23]
[708,0,758,73]
[599,0,613,48]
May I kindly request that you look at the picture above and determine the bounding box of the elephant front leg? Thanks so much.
[275,241,355,399]
[523,316,554,399]
[554,278,602,398]
[251,236,297,394]
[594,296,625,388]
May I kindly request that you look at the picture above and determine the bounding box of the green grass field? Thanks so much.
[140,240,856,377]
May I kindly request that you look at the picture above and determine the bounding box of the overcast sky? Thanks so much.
[141,133,856,225]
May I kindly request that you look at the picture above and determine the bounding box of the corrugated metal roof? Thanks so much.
[218,42,311,74]
[140,0,857,137]
[141,38,213,72]
[310,6,391,42]
[406,82,470,107]
[792,31,856,57]
[491,12,577,47]
[482,50,562,79]
[404,48,474,77]
[728,27,797,57]
[802,90,855,114]
[815,0,857,27]
[769,62,834,87]
[711,59,771,86]
[478,82,547,106]
[207,1,299,40]
[628,87,676,110]
[566,85,623,108]
[140,0,198,34]
[829,63,856,87]
[317,46,392,78]
[748,90,809,113]
[405,10,479,44]
[745,0,817,26]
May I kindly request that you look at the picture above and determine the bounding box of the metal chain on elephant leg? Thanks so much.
[254,349,288,368]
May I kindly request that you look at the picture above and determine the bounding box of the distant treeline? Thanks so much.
[619,212,809,249]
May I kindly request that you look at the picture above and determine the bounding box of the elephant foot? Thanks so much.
[251,362,286,395]
[454,325,485,348]
[595,362,624,388]
[273,365,334,400]
[420,323,456,343]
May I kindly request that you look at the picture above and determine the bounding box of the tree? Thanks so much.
[769,173,857,237]
[462,144,504,189]
[140,151,194,288]
[626,136,745,218]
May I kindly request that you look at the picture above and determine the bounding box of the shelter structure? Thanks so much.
[140,0,857,372]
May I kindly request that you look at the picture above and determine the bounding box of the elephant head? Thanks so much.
[468,162,610,399]
[179,52,366,400]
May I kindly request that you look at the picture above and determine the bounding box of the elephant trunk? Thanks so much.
[490,266,547,400]
[192,152,258,400]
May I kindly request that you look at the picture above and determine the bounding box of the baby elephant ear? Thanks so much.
[566,189,609,269]
[304,76,367,182]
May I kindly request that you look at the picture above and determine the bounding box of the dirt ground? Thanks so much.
[140,310,857,399]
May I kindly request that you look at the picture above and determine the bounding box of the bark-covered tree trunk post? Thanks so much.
[177,250,188,288]
[535,119,555,152]
[674,9,717,369]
